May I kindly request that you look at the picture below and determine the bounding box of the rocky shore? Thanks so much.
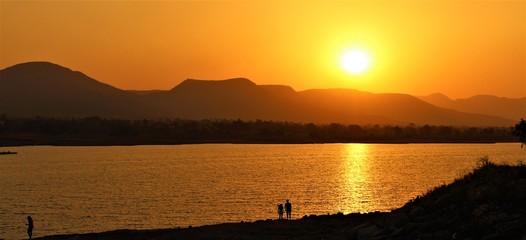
[36,160,526,240]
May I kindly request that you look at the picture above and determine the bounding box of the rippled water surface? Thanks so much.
[0,143,524,239]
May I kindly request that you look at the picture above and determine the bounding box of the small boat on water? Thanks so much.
[0,151,17,155]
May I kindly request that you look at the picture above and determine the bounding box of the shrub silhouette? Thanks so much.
[512,118,526,147]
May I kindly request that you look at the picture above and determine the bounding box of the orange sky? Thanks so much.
[1,1,524,98]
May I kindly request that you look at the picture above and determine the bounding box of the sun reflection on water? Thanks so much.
[339,144,378,214]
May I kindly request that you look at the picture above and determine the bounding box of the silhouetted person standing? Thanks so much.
[26,215,33,240]
[285,200,292,220]
[277,204,284,219]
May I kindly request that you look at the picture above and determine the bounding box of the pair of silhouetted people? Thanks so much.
[26,215,33,239]
[277,200,292,220]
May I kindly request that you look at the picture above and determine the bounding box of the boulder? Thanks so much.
[481,233,499,240]
[433,193,452,207]
[347,223,371,240]
[385,211,409,228]
[408,206,425,218]
[356,224,382,240]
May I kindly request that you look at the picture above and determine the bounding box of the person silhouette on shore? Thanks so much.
[26,215,33,240]
[277,204,284,219]
[285,200,292,220]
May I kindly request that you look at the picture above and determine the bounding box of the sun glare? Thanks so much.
[341,50,371,75]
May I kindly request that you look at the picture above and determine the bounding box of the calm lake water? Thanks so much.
[0,143,524,239]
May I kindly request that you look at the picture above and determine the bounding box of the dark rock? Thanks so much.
[518,166,526,178]
[408,206,425,218]
[404,222,425,234]
[371,216,385,228]
[434,193,452,207]
[347,223,371,240]
[356,224,382,240]
[372,229,388,237]
[434,229,451,239]
[429,218,449,232]
[370,234,388,240]
[449,204,457,212]
[385,211,409,228]
[481,233,499,240]
[389,227,404,237]
[413,213,433,223]
[415,232,433,240]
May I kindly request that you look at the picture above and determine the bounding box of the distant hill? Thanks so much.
[0,62,517,126]
[0,62,160,118]
[144,79,514,126]
[143,78,318,122]
[419,93,526,121]
[298,89,515,126]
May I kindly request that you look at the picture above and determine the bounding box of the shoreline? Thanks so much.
[33,213,385,240]
[34,162,526,240]
[1,140,511,148]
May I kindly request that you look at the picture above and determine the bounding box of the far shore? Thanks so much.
[0,139,511,147]
[0,116,518,147]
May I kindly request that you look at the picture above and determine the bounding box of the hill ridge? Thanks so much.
[0,61,519,126]
[419,93,526,121]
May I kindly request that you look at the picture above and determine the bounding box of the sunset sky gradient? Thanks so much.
[1,1,524,98]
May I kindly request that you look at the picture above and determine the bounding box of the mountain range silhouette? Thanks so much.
[1,62,523,126]
[418,93,525,121]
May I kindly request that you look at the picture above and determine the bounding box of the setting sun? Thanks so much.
[341,49,371,75]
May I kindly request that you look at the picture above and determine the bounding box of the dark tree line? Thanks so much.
[0,115,518,146]
[513,118,526,148]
